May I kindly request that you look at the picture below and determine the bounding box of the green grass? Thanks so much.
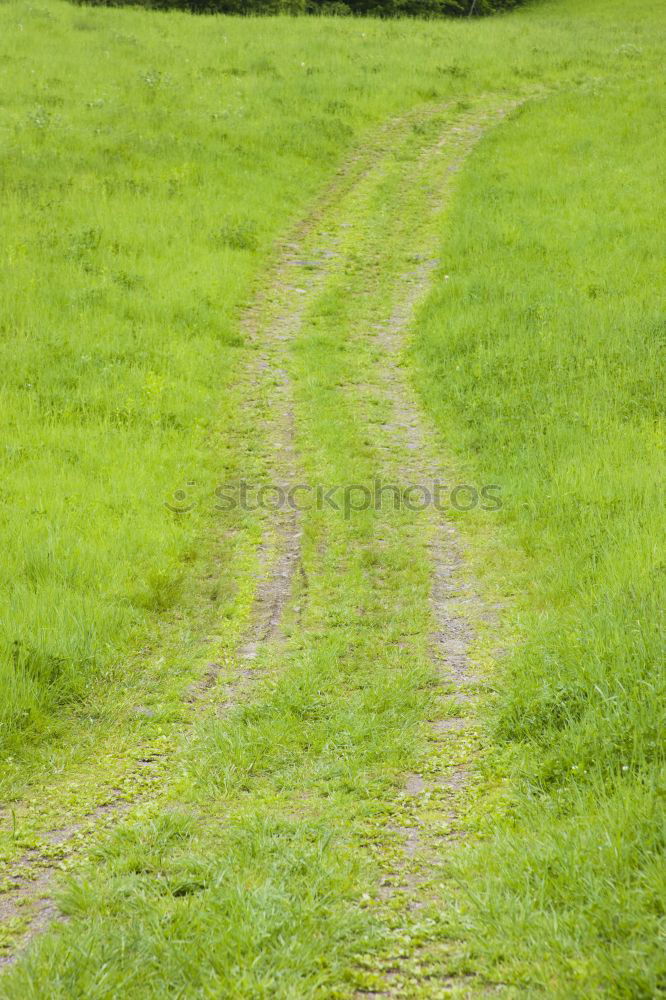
[0,0,664,995]
[414,62,665,997]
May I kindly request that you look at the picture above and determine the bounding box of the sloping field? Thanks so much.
[0,0,663,995]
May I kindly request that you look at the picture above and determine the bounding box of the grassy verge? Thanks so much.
[413,65,665,996]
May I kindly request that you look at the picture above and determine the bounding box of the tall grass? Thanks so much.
[415,63,665,994]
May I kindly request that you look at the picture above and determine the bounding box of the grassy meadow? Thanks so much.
[0,0,664,995]
[1,0,563,751]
